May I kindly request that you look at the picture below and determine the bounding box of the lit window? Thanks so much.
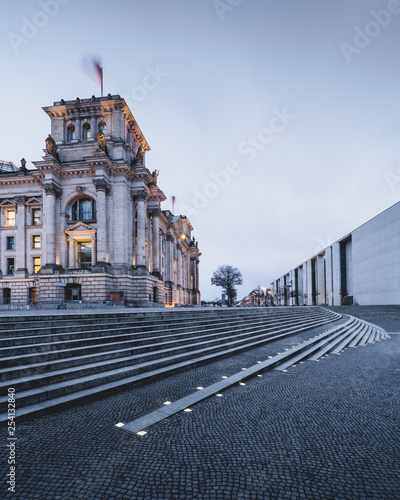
[32,235,41,249]
[71,198,97,221]
[6,236,14,250]
[33,257,41,274]
[82,122,91,139]
[5,210,15,227]
[7,258,14,275]
[32,208,41,225]
[67,124,76,140]
[78,242,92,269]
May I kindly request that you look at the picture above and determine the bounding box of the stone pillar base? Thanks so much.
[39,264,64,274]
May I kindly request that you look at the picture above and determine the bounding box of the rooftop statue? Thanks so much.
[45,134,57,156]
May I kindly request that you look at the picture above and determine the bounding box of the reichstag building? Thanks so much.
[0,95,201,307]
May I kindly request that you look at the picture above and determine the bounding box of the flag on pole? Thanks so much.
[82,56,103,97]
[172,196,176,214]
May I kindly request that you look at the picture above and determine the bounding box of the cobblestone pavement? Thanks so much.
[2,313,399,500]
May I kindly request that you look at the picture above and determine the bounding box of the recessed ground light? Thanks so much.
[283,369,288,372]
[115,422,125,428]
[292,365,296,367]
[184,408,192,412]
[239,382,246,386]
[137,430,147,436]
[257,361,262,364]
[257,374,262,377]
[300,362,304,364]
[277,352,281,354]
[216,393,223,397]
[163,401,172,405]
[222,376,228,379]
[268,356,273,359]
[241,368,247,370]
[197,386,204,390]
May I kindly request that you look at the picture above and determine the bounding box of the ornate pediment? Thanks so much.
[65,221,96,236]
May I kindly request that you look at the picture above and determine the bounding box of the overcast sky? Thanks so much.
[1,0,399,300]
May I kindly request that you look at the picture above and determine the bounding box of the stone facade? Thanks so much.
[0,95,201,307]
[273,201,400,306]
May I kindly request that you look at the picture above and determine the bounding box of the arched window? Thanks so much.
[71,198,97,221]
[82,122,91,139]
[67,124,76,140]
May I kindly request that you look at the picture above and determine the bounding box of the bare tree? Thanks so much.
[211,265,243,307]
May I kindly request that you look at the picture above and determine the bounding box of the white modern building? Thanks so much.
[273,202,400,306]
[0,95,201,307]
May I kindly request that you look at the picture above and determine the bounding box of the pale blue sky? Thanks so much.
[1,0,399,300]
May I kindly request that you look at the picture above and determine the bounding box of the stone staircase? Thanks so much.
[0,307,340,423]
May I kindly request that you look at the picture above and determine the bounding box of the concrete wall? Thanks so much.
[273,201,400,306]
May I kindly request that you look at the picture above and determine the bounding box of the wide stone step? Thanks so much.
[0,311,337,417]
[1,315,331,390]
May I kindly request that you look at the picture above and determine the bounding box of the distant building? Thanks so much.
[273,202,400,306]
[0,94,201,307]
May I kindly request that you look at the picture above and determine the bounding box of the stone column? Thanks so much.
[15,196,27,276]
[150,208,161,278]
[166,234,174,282]
[68,237,75,268]
[91,235,97,267]
[135,190,147,268]
[93,178,110,265]
[176,245,182,288]
[42,181,62,271]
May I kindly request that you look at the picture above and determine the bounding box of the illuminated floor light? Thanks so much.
[222,376,228,379]
[239,382,246,386]
[137,430,147,436]
[283,369,288,372]
[292,365,296,367]
[241,368,247,371]
[184,408,192,412]
[300,362,304,364]
[216,393,223,397]
[257,361,262,364]
[115,422,125,428]
[163,401,172,405]
[197,386,204,390]
[268,356,273,359]
[257,374,262,377]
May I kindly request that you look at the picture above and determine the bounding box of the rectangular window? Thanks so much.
[32,208,41,225]
[3,288,11,305]
[6,236,15,250]
[32,235,41,249]
[7,258,14,275]
[33,257,41,274]
[5,210,15,227]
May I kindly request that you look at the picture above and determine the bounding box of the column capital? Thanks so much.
[148,207,161,217]
[42,181,62,197]
[14,196,26,206]
[132,189,147,202]
[93,178,111,194]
